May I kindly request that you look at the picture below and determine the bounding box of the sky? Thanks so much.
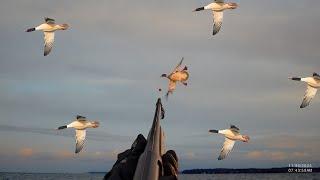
[0,0,320,173]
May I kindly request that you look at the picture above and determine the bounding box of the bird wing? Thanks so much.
[77,119,88,124]
[44,17,55,24]
[76,115,87,120]
[172,57,184,73]
[75,129,86,153]
[313,73,320,81]
[230,125,240,134]
[43,32,54,56]
[218,138,235,160]
[212,11,223,36]
[215,0,225,2]
[300,85,318,108]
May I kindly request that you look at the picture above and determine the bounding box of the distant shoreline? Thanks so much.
[181,167,320,174]
[1,167,320,175]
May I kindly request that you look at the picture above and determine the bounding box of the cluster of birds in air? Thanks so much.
[24,0,319,160]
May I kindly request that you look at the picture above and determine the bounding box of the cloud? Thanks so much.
[183,152,196,160]
[56,150,74,159]
[254,134,320,152]
[54,149,119,160]
[0,124,130,142]
[246,151,264,159]
[245,150,310,161]
[269,152,287,161]
[18,148,34,158]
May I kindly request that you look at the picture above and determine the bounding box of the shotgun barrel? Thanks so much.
[133,98,165,180]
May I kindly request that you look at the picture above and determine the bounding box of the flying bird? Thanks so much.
[56,115,100,153]
[193,0,238,36]
[161,57,189,99]
[209,125,249,160]
[26,17,69,56]
[289,73,320,108]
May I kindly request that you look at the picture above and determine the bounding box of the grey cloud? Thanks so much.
[0,124,130,142]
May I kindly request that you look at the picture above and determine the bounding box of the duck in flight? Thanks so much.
[26,17,69,56]
[56,115,99,153]
[209,125,249,160]
[161,57,189,99]
[289,73,320,108]
[193,0,238,36]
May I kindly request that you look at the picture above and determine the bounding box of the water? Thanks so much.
[1,173,320,180]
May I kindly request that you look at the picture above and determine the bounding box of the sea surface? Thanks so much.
[1,173,320,180]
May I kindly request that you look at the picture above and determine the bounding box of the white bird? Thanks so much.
[161,57,189,99]
[56,115,100,153]
[289,73,320,108]
[193,0,238,36]
[209,125,250,160]
[26,17,69,56]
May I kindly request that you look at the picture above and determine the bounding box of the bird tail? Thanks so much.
[57,125,67,130]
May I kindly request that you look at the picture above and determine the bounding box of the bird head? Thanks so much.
[227,3,238,9]
[91,121,100,128]
[60,24,69,30]
[242,135,250,142]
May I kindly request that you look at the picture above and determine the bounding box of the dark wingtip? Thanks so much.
[290,77,301,81]
[230,125,240,130]
[25,28,35,32]
[57,125,67,130]
[212,31,219,36]
[193,7,204,12]
[209,129,218,133]
[300,104,307,109]
[77,115,86,119]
